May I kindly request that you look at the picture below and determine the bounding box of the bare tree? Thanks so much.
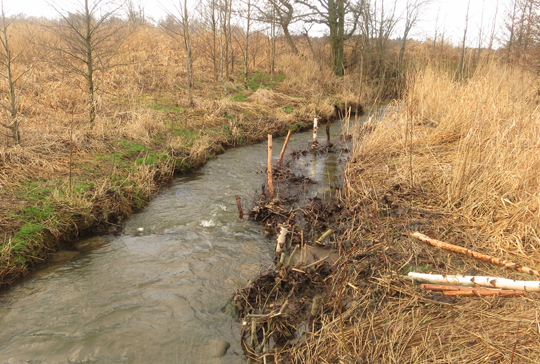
[398,0,430,68]
[253,0,299,55]
[273,0,298,54]
[458,0,471,78]
[160,0,195,107]
[296,0,360,76]
[47,0,125,125]
[243,0,251,88]
[487,0,499,59]
[125,0,146,26]
[0,5,39,145]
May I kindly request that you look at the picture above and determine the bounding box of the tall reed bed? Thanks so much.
[287,64,540,363]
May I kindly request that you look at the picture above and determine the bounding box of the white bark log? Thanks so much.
[313,118,318,142]
[408,272,540,292]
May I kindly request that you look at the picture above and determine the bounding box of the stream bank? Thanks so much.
[0,96,363,287]
[236,102,540,362]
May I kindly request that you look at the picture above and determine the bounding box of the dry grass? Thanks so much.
[281,64,540,363]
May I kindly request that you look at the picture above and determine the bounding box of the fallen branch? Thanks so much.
[409,272,540,291]
[443,289,523,297]
[421,284,524,296]
[411,232,540,277]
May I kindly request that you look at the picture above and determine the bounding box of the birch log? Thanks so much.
[409,272,540,291]
[267,134,274,197]
[277,130,292,168]
[411,232,540,277]
[312,118,318,143]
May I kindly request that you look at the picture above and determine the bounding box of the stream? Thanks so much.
[0,112,378,364]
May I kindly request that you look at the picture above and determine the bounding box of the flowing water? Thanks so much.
[0,113,377,364]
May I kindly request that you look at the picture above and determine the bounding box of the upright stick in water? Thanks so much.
[326,121,331,145]
[312,118,318,143]
[267,134,274,197]
[277,129,293,168]
[235,195,244,218]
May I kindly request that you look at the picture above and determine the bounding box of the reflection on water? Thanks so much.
[0,115,374,364]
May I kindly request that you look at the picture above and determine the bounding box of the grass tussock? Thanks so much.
[281,64,540,363]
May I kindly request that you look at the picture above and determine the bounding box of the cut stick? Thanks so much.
[277,130,292,168]
[312,118,318,143]
[267,134,274,197]
[421,284,524,296]
[411,232,540,277]
[409,272,540,291]
[421,284,475,291]
[443,289,524,297]
[235,195,244,218]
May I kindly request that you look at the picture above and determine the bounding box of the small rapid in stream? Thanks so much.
[0,112,379,364]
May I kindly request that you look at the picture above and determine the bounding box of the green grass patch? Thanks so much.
[136,151,170,166]
[151,103,185,113]
[247,71,286,90]
[230,93,248,102]
[283,104,293,114]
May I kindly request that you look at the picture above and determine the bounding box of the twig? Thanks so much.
[510,321,520,364]
[303,254,330,269]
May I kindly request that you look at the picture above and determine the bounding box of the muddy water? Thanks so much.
[0,115,372,364]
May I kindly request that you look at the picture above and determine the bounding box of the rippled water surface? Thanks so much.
[0,113,379,364]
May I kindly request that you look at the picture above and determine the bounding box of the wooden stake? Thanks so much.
[409,272,540,291]
[267,134,274,197]
[235,195,244,218]
[312,118,318,143]
[277,129,292,168]
[411,232,540,277]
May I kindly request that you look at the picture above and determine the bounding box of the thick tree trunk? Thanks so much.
[282,26,298,55]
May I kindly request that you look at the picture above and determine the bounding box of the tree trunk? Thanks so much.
[244,0,251,89]
[85,0,96,125]
[282,26,298,55]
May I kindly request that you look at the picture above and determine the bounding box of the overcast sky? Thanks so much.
[7,0,508,46]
